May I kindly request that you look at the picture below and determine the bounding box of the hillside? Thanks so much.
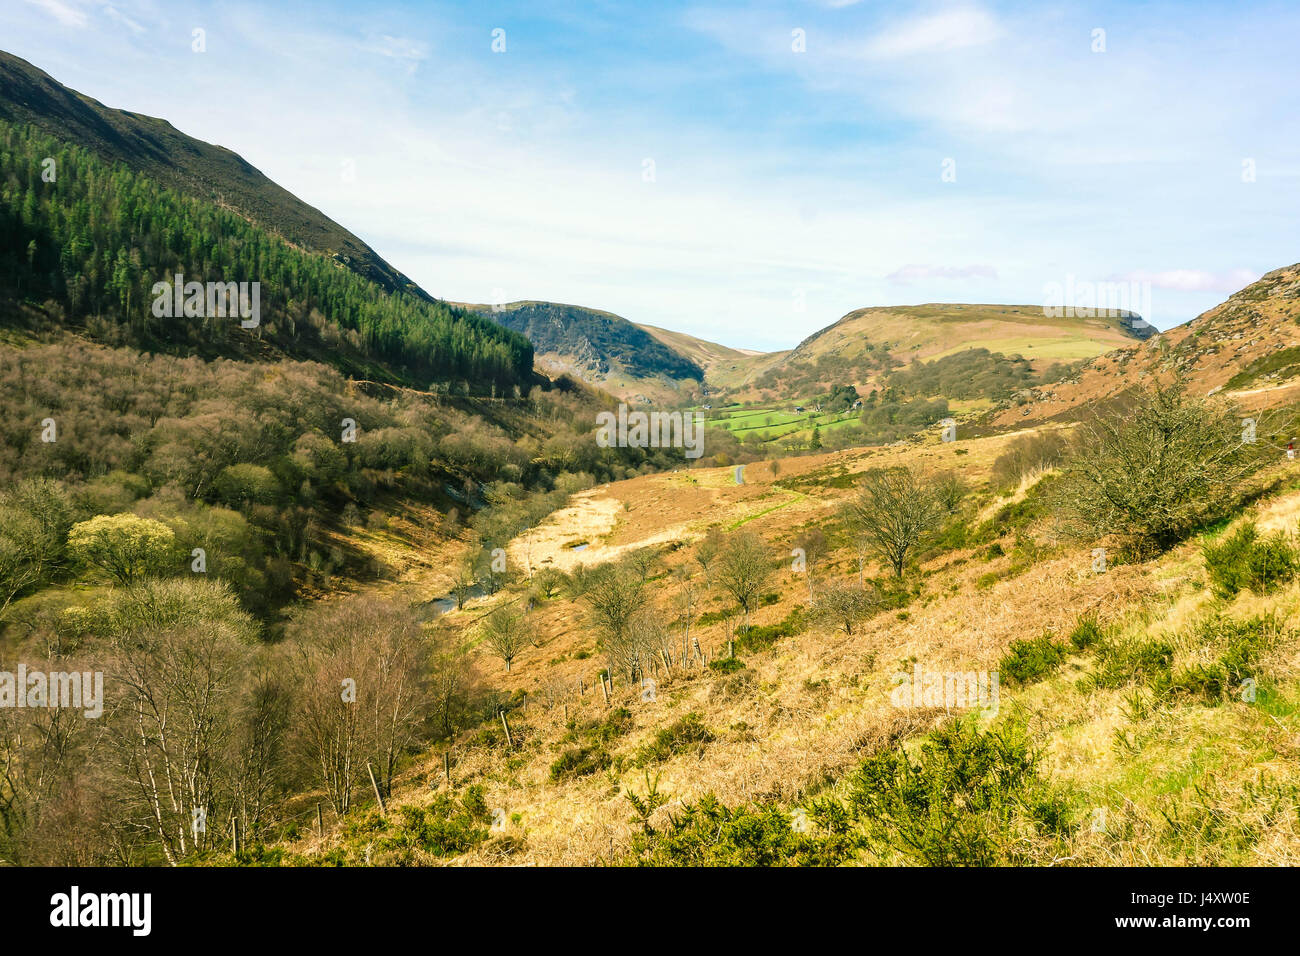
[246,379,1300,867]
[0,51,421,297]
[637,323,766,377]
[990,265,1300,428]
[732,303,1152,404]
[460,300,707,405]
[0,117,533,389]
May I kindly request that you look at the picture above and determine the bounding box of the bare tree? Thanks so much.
[581,561,647,650]
[811,581,879,635]
[793,527,828,598]
[845,466,947,578]
[450,559,477,610]
[479,605,528,673]
[714,531,772,632]
[694,527,723,580]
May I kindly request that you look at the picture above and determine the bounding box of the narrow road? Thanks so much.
[734,464,745,485]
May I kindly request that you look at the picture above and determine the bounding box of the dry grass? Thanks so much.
[279,423,1300,867]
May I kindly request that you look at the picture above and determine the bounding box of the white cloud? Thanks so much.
[863,5,1001,60]
[362,34,428,64]
[1114,269,1261,293]
[887,264,998,284]
[25,0,86,28]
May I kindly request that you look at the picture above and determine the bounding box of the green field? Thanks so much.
[699,403,860,445]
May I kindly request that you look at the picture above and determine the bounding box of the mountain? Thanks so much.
[0,50,419,297]
[0,59,534,389]
[460,300,708,404]
[988,265,1300,428]
[0,51,680,624]
[727,303,1153,402]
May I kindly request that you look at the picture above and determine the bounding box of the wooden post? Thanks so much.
[444,752,452,787]
[600,676,609,705]
[563,703,569,723]
[316,802,323,837]
[367,761,387,813]
[501,711,514,748]
[580,678,585,696]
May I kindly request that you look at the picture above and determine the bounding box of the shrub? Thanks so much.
[635,712,715,765]
[998,634,1068,686]
[991,430,1070,489]
[1060,381,1266,557]
[1202,522,1299,598]
[1094,636,1175,690]
[845,720,1070,866]
[627,794,861,866]
[736,607,805,651]
[1170,614,1286,704]
[708,657,746,674]
[1069,612,1105,651]
[549,746,612,782]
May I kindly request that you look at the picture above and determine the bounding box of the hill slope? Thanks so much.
[990,265,1300,427]
[0,50,420,297]
[732,303,1153,401]
[459,300,708,404]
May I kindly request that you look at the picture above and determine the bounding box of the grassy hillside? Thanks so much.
[734,303,1149,405]
[212,374,1300,867]
[990,264,1300,429]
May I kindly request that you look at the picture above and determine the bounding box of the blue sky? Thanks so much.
[5,0,1298,350]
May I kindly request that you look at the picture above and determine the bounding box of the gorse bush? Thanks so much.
[1093,636,1175,690]
[635,712,715,765]
[1169,613,1286,705]
[1202,522,1299,599]
[1069,612,1106,651]
[344,788,492,862]
[844,721,1071,866]
[627,794,862,867]
[998,634,1068,686]
[1060,381,1267,557]
[549,746,612,782]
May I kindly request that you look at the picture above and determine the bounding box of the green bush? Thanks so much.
[1069,612,1105,651]
[1202,522,1299,599]
[736,607,805,652]
[998,634,1068,686]
[708,657,746,674]
[845,720,1071,866]
[549,746,612,782]
[635,712,715,765]
[626,795,860,866]
[1170,614,1285,704]
[1094,636,1175,690]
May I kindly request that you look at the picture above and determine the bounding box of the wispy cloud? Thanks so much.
[887,264,998,284]
[863,5,1001,60]
[362,34,428,65]
[25,0,86,28]
[1114,269,1261,293]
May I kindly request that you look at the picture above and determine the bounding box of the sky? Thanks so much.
[4,0,1298,350]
